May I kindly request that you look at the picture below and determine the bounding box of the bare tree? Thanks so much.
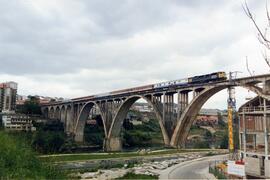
[246,56,254,76]
[243,0,270,69]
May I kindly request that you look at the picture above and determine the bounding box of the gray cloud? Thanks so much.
[0,0,267,109]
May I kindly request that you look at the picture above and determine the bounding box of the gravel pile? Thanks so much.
[78,152,206,179]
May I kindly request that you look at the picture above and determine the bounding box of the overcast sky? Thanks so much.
[0,0,269,109]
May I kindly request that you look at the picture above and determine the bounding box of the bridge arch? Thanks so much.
[74,101,106,142]
[55,106,61,120]
[170,84,269,147]
[66,105,72,133]
[49,107,54,119]
[108,95,170,147]
[42,107,49,119]
[60,106,66,123]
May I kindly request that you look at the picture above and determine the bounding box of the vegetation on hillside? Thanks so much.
[84,115,105,147]
[16,96,41,115]
[122,118,163,148]
[186,113,239,150]
[186,120,228,149]
[32,120,66,154]
[0,131,66,179]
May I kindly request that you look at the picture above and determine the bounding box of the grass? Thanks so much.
[0,131,66,179]
[68,159,140,175]
[116,172,158,179]
[40,149,211,163]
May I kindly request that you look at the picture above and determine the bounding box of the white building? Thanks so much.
[2,113,36,131]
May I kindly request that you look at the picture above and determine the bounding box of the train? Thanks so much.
[188,71,226,84]
[71,71,227,101]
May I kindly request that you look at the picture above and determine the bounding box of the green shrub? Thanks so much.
[209,167,227,179]
[117,172,158,179]
[31,130,65,154]
[0,131,66,179]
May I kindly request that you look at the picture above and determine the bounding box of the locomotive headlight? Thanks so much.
[219,72,226,78]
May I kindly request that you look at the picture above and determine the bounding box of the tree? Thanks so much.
[243,1,270,69]
[19,96,41,115]
[123,119,134,130]
[217,112,226,127]
[220,132,228,149]
[31,131,65,154]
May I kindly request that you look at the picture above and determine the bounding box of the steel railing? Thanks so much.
[239,106,270,113]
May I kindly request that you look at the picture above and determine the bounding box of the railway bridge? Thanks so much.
[41,74,270,151]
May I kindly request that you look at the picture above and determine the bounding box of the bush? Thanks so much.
[122,119,163,148]
[32,131,65,154]
[117,172,158,179]
[209,167,227,179]
[0,131,66,179]
[84,118,105,146]
[193,141,210,148]
[220,133,228,149]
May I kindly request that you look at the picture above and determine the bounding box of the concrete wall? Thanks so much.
[245,157,261,176]
[265,159,270,178]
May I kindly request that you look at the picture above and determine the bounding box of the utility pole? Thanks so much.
[228,72,237,160]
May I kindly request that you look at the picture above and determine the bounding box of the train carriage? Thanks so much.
[110,84,154,95]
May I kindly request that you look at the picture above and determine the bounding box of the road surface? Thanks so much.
[160,154,228,179]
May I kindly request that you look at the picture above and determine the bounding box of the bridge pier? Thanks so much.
[177,91,189,119]
[264,80,270,94]
[103,137,122,152]
[74,131,84,142]
[163,93,177,137]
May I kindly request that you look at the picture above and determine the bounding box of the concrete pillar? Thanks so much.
[103,137,122,152]
[254,134,256,151]
[193,90,196,99]
[263,80,270,94]
[243,109,247,158]
[263,98,269,160]
[104,101,113,132]
[60,108,66,123]
[162,93,177,138]
[178,92,189,114]
[238,114,242,156]
[163,93,166,124]
[177,91,181,120]
[184,93,189,108]
[74,131,84,142]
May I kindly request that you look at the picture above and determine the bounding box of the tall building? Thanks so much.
[0,81,18,113]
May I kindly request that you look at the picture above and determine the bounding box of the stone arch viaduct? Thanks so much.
[41,74,270,151]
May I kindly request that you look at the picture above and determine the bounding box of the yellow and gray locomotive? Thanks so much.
[188,71,227,84]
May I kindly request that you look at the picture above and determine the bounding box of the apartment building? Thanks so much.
[0,81,17,112]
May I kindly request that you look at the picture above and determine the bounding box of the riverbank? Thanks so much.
[69,151,228,179]
[40,148,226,163]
